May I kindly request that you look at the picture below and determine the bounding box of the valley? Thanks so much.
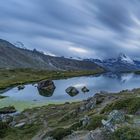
[0,39,140,140]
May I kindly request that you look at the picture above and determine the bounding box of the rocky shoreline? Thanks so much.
[0,88,140,140]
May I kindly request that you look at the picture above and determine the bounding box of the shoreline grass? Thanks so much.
[0,68,104,91]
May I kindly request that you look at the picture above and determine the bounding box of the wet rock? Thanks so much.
[17,85,25,90]
[37,80,56,97]
[102,110,125,132]
[81,86,89,93]
[0,106,16,114]
[66,86,79,97]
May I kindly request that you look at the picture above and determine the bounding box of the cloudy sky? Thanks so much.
[1,0,140,59]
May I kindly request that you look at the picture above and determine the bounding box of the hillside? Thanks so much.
[0,39,103,71]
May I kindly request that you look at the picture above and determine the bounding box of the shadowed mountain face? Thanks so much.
[0,39,103,71]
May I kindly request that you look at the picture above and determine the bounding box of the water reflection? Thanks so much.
[1,73,140,103]
[103,73,134,83]
[38,89,54,97]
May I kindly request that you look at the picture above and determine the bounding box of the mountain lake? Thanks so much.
[0,72,140,111]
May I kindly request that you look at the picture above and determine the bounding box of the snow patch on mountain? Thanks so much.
[118,53,134,64]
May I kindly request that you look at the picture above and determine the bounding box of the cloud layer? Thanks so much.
[1,0,140,59]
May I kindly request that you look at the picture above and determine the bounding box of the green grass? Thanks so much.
[86,115,106,130]
[49,128,72,140]
[48,122,82,140]
[101,97,140,114]
[1,123,41,140]
[0,68,104,90]
[112,126,140,140]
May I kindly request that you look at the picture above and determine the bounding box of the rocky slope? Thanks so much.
[0,88,140,140]
[0,39,103,71]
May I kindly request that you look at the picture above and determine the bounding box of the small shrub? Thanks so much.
[0,122,8,138]
[49,128,71,140]
[49,122,82,140]
[86,115,106,130]
[101,98,140,114]
[112,126,140,140]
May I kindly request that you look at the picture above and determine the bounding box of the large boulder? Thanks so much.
[37,80,56,97]
[65,86,79,97]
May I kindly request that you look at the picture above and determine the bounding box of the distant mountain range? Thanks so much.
[0,39,103,71]
[84,53,140,72]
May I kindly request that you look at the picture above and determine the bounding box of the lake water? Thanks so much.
[0,73,140,110]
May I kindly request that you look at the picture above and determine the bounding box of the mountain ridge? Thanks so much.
[84,53,140,72]
[0,39,103,71]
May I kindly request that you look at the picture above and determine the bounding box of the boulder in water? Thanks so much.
[65,86,79,97]
[81,86,89,93]
[37,80,56,97]
[17,85,25,90]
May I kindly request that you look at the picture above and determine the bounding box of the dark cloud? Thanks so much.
[0,0,140,59]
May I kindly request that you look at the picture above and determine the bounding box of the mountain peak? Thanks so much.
[118,53,134,64]
[118,53,127,58]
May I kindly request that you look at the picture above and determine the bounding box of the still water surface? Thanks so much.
[1,73,140,110]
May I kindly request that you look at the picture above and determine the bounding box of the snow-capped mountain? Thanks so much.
[118,53,134,64]
[84,53,140,72]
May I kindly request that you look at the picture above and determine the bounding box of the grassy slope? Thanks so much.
[2,89,140,140]
[0,68,104,90]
